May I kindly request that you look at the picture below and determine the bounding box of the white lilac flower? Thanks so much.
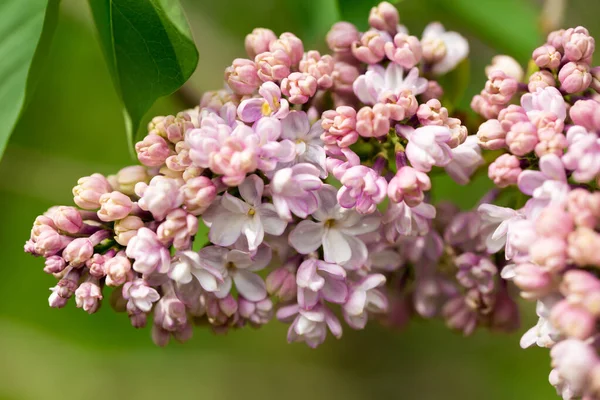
[203,174,287,251]
[288,185,380,266]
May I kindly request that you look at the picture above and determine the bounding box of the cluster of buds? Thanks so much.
[24,2,486,348]
[472,26,600,399]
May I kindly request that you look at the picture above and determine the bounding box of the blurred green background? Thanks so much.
[1,0,598,399]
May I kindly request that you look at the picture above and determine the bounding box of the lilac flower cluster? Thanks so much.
[24,2,495,349]
[473,27,600,399]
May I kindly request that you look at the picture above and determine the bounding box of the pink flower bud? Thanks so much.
[135,176,184,221]
[532,45,562,69]
[356,104,390,138]
[321,106,358,147]
[332,62,360,94]
[351,30,389,64]
[470,94,503,119]
[280,72,317,104]
[567,188,600,228]
[551,300,596,339]
[570,99,600,132]
[558,62,592,93]
[563,27,595,62]
[244,28,277,59]
[381,89,418,121]
[568,227,600,267]
[181,176,217,216]
[505,121,538,156]
[157,209,198,250]
[476,119,506,150]
[116,166,149,196]
[72,173,112,210]
[421,80,444,102]
[488,154,521,188]
[44,255,66,274]
[75,281,103,314]
[447,118,468,149]
[384,33,422,69]
[255,50,291,82]
[239,297,274,326]
[148,112,195,144]
[114,215,144,246]
[417,99,448,126]
[561,270,600,315]
[536,205,574,239]
[225,58,261,95]
[485,55,524,81]
[528,70,556,92]
[497,105,528,132]
[266,266,297,302]
[387,166,431,206]
[368,1,399,33]
[535,130,567,157]
[86,251,114,278]
[135,134,171,167]
[483,70,518,105]
[166,141,193,172]
[421,37,446,64]
[97,191,133,222]
[52,206,83,234]
[326,22,360,53]
[443,296,477,335]
[34,229,71,257]
[547,29,565,51]
[591,66,600,92]
[269,32,304,66]
[105,253,132,287]
[49,268,81,306]
[512,262,554,299]
[299,51,334,89]
[63,238,94,267]
[530,236,567,273]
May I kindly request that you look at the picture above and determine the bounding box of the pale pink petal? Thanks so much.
[323,229,351,264]
[233,270,267,301]
[289,220,325,254]
[239,175,264,206]
[258,203,287,235]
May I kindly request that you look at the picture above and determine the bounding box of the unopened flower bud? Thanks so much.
[299,51,334,89]
[326,22,360,53]
[332,62,360,94]
[281,72,317,104]
[567,188,600,228]
[44,255,66,274]
[157,209,198,250]
[245,28,277,59]
[476,119,506,150]
[135,134,171,167]
[368,1,399,33]
[421,80,444,102]
[488,154,521,187]
[505,121,538,156]
[63,238,94,267]
[269,32,304,66]
[536,205,574,239]
[351,30,389,64]
[181,176,216,215]
[387,166,431,206]
[73,173,112,210]
[485,55,524,81]
[114,215,144,246]
[255,50,291,82]
[512,263,554,300]
[551,300,596,339]
[225,58,261,95]
[532,45,561,70]
[266,266,297,302]
[568,227,600,267]
[570,99,600,132]
[105,253,132,287]
[528,70,556,92]
[75,280,103,314]
[558,62,592,93]
[52,206,83,234]
[483,70,518,105]
[497,105,528,132]
[563,27,595,62]
[321,106,358,147]
[421,37,446,64]
[356,104,390,138]
[116,166,149,196]
[384,33,422,69]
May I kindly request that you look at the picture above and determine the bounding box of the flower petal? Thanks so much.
[233,270,267,301]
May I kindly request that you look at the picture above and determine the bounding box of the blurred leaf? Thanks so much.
[336,0,376,28]
[0,0,60,160]
[427,0,542,62]
[437,58,470,112]
[88,0,199,151]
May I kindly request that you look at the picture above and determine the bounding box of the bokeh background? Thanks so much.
[1,0,598,399]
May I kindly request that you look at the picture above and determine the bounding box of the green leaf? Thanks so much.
[437,58,470,113]
[0,0,60,160]
[426,0,542,62]
[88,0,199,151]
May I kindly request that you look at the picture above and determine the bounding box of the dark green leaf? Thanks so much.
[0,0,60,160]
[88,0,199,150]
[437,58,470,113]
